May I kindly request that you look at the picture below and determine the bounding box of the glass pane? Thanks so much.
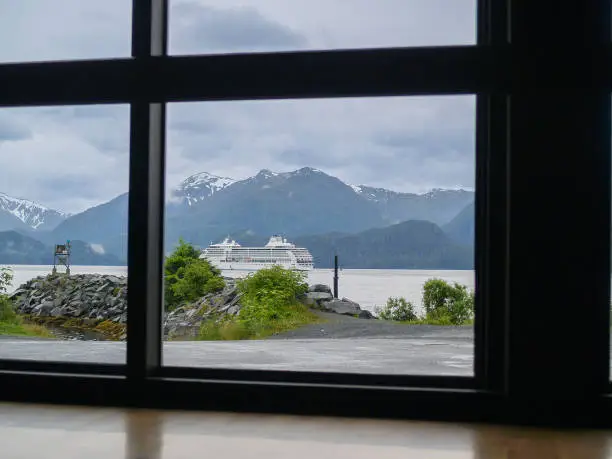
[0,105,129,363]
[170,0,476,56]
[0,1,131,63]
[162,96,475,376]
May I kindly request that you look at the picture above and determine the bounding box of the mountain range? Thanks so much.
[0,167,475,268]
[0,192,68,232]
[0,231,122,266]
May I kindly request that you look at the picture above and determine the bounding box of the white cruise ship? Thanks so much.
[200,235,314,271]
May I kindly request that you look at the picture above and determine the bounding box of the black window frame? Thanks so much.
[0,0,610,428]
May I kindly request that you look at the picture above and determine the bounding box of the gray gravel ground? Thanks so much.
[0,316,475,375]
[269,312,472,340]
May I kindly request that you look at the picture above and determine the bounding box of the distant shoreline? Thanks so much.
[0,263,474,271]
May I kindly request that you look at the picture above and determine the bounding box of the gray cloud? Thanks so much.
[170,0,475,54]
[0,1,131,63]
[0,114,31,142]
[0,106,129,213]
[0,1,476,213]
[165,96,475,195]
[171,3,308,53]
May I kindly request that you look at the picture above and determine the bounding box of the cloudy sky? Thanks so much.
[0,1,476,214]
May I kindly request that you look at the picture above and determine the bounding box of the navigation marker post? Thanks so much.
[52,240,71,275]
[333,254,339,299]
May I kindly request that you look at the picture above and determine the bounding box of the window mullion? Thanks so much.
[505,0,611,404]
[127,0,168,387]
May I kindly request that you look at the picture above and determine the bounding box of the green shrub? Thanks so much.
[198,319,250,341]
[0,296,18,324]
[0,267,13,294]
[170,260,225,304]
[222,265,316,338]
[0,269,54,338]
[422,279,474,325]
[237,265,308,301]
[376,297,418,321]
[164,238,224,309]
[0,267,17,324]
[237,266,307,323]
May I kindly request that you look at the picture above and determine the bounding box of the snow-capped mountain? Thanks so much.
[349,185,474,225]
[239,167,325,186]
[0,192,68,231]
[350,185,399,202]
[170,172,236,206]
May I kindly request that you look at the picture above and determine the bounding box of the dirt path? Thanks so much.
[269,312,472,340]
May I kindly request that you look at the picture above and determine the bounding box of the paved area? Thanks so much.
[0,334,474,375]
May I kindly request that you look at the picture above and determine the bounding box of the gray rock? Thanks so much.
[305,291,333,301]
[309,284,332,294]
[33,300,55,317]
[320,298,363,317]
[227,292,243,307]
[96,283,110,293]
[8,288,26,300]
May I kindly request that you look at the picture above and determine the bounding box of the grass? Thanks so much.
[197,303,321,341]
[398,318,475,326]
[26,316,126,341]
[0,296,54,338]
[0,302,54,338]
[0,321,54,338]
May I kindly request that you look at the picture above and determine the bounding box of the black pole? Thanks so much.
[333,254,339,299]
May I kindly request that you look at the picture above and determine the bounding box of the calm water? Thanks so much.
[2,265,475,314]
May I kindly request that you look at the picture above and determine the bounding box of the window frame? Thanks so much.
[0,0,610,428]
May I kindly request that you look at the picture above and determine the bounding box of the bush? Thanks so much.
[0,296,18,324]
[164,238,224,309]
[376,297,418,321]
[171,261,225,304]
[198,319,250,341]
[0,268,17,324]
[422,279,474,325]
[235,266,314,336]
[0,267,13,294]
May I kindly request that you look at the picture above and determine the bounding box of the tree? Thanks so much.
[422,278,474,325]
[376,297,418,321]
[164,238,224,309]
[0,267,13,294]
[0,267,16,322]
[171,261,225,304]
[237,266,309,325]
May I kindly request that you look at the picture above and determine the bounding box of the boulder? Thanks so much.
[33,300,55,317]
[305,291,333,301]
[319,298,373,319]
[309,284,332,294]
[8,288,26,300]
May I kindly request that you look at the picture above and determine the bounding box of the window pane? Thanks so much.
[162,96,475,376]
[170,0,476,56]
[0,1,131,63]
[0,105,129,363]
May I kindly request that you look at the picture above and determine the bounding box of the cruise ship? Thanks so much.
[200,235,314,271]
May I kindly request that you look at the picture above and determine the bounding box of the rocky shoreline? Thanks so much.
[8,274,375,341]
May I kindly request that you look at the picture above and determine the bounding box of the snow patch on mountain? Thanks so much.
[172,172,236,206]
[0,192,68,230]
[350,184,472,202]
